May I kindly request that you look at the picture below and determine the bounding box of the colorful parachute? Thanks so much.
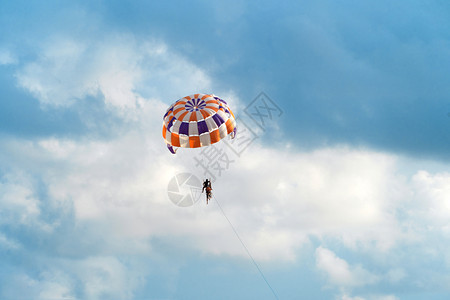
[162,94,237,154]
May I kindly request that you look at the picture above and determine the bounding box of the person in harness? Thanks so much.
[202,179,212,204]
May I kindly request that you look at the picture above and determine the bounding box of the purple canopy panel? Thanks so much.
[167,144,177,154]
[231,126,237,139]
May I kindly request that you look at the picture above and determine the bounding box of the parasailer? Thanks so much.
[202,179,212,204]
[162,94,237,154]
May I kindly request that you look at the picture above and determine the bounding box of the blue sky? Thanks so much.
[1,1,450,299]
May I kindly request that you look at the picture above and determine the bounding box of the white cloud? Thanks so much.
[1,272,75,300]
[341,295,364,300]
[6,134,408,260]
[0,49,17,65]
[340,294,399,300]
[0,172,51,231]
[386,268,406,283]
[0,232,20,250]
[37,271,75,300]
[15,34,211,114]
[0,257,145,300]
[371,296,398,300]
[73,256,141,300]
[411,170,450,225]
[315,246,379,287]
[218,145,407,257]
[0,131,430,263]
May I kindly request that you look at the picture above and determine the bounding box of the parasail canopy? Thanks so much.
[162,94,237,154]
